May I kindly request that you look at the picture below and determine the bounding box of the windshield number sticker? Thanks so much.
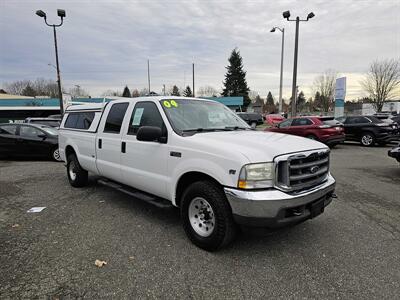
[163,100,178,108]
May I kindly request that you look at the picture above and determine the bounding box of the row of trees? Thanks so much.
[2,78,90,98]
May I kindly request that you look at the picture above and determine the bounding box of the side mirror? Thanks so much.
[137,126,166,143]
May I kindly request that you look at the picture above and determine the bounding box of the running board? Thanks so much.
[97,178,173,209]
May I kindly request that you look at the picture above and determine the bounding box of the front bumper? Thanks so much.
[323,135,345,145]
[224,174,336,228]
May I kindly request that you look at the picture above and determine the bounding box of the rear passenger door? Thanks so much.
[96,102,129,181]
[120,101,169,198]
[290,118,314,137]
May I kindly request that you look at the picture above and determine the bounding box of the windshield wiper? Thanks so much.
[224,126,252,131]
[182,127,234,135]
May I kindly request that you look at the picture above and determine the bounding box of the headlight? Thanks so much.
[238,162,274,189]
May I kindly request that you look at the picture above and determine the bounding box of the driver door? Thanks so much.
[120,101,169,199]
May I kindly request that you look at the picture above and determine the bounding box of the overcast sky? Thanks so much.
[1,0,399,100]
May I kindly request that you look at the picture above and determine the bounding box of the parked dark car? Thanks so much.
[24,117,61,128]
[388,143,400,163]
[391,115,400,126]
[265,116,345,147]
[335,115,398,146]
[237,112,264,127]
[0,123,61,161]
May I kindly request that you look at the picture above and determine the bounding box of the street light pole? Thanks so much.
[282,10,315,117]
[291,17,299,118]
[36,9,66,114]
[271,27,285,114]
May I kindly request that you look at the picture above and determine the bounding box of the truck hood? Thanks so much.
[188,130,328,162]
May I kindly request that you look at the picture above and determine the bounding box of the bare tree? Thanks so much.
[131,89,140,97]
[101,89,121,97]
[69,86,89,98]
[197,85,219,97]
[313,70,337,112]
[361,59,400,112]
[3,80,31,95]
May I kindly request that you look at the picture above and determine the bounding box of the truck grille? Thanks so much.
[275,149,330,192]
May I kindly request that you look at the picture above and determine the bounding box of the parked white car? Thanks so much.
[59,97,336,251]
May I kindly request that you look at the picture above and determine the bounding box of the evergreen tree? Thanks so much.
[183,86,193,97]
[297,91,306,112]
[22,85,36,97]
[122,86,131,97]
[314,91,322,111]
[266,91,274,105]
[222,48,250,109]
[171,85,180,96]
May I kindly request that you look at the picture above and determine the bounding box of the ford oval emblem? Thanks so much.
[310,166,320,174]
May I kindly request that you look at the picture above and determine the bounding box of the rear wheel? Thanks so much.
[181,180,236,251]
[67,154,88,187]
[250,122,257,128]
[360,133,375,147]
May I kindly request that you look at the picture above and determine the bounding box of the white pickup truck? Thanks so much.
[59,96,336,251]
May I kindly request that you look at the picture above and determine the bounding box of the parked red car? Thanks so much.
[264,114,285,126]
[265,116,345,146]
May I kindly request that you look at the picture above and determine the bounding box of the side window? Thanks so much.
[0,125,18,135]
[349,117,369,124]
[64,114,79,128]
[104,103,129,134]
[292,118,312,126]
[64,112,95,129]
[279,119,292,128]
[20,126,43,138]
[128,102,164,135]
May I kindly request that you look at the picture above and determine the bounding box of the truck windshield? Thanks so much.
[160,99,249,134]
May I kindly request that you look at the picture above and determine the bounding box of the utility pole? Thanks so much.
[147,59,151,94]
[270,27,285,114]
[282,10,315,117]
[36,9,66,114]
[291,17,299,117]
[163,84,166,96]
[192,63,195,97]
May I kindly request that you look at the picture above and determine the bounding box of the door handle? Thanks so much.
[98,139,102,149]
[121,141,126,153]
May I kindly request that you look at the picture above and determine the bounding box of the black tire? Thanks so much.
[360,132,375,147]
[67,154,88,187]
[51,147,63,162]
[180,180,236,251]
[328,143,338,149]
[306,134,318,140]
[250,122,257,128]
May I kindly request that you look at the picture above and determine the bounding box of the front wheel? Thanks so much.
[51,147,63,162]
[67,154,88,187]
[360,133,375,147]
[181,181,236,251]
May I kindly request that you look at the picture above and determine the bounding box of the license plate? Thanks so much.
[310,198,325,218]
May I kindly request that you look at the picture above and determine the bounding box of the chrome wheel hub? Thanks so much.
[188,197,215,237]
[69,162,77,181]
[53,149,61,161]
[362,135,373,145]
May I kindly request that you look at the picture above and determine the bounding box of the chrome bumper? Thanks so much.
[224,174,336,227]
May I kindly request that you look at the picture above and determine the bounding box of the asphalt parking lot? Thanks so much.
[1,144,399,299]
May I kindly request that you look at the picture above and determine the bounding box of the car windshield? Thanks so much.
[40,126,58,135]
[160,99,249,133]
